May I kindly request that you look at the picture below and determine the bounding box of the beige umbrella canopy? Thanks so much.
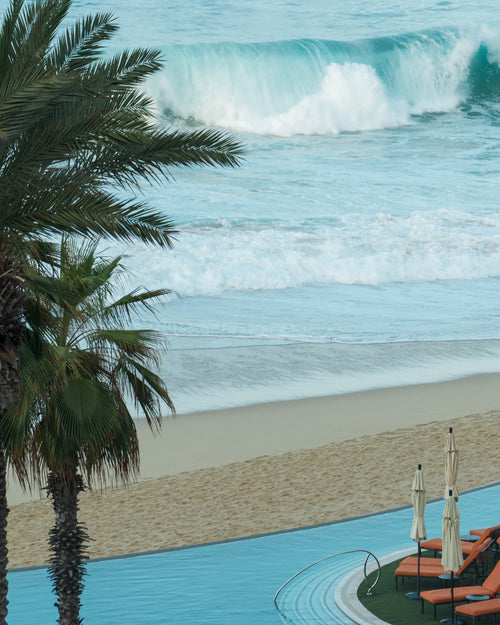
[444,427,459,501]
[411,464,427,543]
[407,464,427,600]
[441,493,463,573]
[440,491,464,625]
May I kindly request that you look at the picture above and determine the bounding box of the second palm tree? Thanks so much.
[3,236,174,625]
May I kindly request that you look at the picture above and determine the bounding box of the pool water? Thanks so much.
[8,483,500,624]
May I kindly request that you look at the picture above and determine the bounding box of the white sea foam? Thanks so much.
[219,62,410,135]
[387,32,475,115]
[149,58,411,136]
[122,209,500,296]
[478,24,500,66]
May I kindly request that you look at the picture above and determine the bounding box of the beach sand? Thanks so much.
[6,373,500,569]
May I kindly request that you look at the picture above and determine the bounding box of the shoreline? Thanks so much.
[137,371,500,477]
[159,337,500,415]
[6,372,500,569]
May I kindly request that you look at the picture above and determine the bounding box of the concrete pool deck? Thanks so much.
[336,548,415,625]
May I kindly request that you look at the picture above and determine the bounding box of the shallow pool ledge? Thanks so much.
[335,548,414,625]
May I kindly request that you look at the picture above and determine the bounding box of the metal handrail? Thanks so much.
[273,548,381,615]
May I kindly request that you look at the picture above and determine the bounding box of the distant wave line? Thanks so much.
[165,335,500,350]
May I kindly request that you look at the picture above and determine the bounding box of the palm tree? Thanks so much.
[0,0,242,619]
[3,236,175,625]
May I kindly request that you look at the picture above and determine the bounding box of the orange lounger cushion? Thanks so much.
[399,556,446,566]
[400,533,494,576]
[395,533,497,590]
[456,597,500,618]
[420,586,493,606]
[419,560,500,608]
[420,538,478,555]
[423,524,500,554]
[468,524,500,538]
[395,564,448,578]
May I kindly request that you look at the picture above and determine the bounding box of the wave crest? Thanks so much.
[148,27,500,136]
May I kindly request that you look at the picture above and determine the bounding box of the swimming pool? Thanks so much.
[8,483,500,624]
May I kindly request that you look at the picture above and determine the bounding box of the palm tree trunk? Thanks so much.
[0,430,9,625]
[0,242,24,413]
[47,472,89,625]
[0,243,26,625]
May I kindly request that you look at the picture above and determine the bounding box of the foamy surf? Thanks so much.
[105,14,500,412]
[121,208,500,296]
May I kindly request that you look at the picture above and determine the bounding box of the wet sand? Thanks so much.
[7,374,500,569]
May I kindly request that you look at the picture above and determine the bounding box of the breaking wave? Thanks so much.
[148,26,500,136]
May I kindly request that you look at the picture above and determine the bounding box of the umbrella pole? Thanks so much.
[417,542,421,596]
[440,572,464,625]
[451,574,455,624]
[405,542,421,599]
[406,463,426,600]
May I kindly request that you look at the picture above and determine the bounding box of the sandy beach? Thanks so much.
[6,373,500,570]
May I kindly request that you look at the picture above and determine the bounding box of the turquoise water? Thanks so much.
[8,483,500,624]
[50,0,500,412]
[3,2,500,623]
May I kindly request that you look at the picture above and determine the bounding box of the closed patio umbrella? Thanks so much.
[440,491,464,625]
[444,427,459,501]
[407,463,427,600]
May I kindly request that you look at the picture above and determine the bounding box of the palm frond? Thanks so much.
[114,355,173,423]
[48,12,118,72]
[53,378,117,442]
[103,288,172,323]
[24,268,82,310]
[144,127,244,169]
[0,72,83,139]
[88,47,164,88]
[0,0,70,92]
[5,235,172,489]
[25,239,60,267]
[82,398,139,484]
[0,0,23,78]
[89,328,164,360]
[1,185,178,247]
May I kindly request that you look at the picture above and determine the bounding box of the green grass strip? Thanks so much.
[357,553,499,625]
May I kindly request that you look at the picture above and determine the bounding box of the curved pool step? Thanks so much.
[274,549,383,625]
[335,548,415,625]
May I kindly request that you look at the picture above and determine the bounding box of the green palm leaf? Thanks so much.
[48,12,118,71]
[6,236,173,481]
[0,0,242,618]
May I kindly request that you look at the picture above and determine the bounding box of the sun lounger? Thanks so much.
[467,528,500,547]
[455,597,500,625]
[421,525,500,557]
[394,535,493,590]
[400,534,494,569]
[420,560,500,618]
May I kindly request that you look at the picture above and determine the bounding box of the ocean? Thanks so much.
[75,0,500,414]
